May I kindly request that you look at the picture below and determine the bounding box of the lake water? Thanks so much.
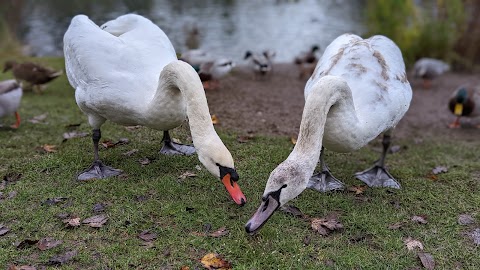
[4,0,366,63]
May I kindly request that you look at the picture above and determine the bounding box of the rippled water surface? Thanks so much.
[5,0,366,62]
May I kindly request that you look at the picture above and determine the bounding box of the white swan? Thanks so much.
[63,14,246,205]
[0,79,22,129]
[246,34,412,233]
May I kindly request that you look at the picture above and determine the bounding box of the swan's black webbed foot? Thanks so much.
[160,140,196,155]
[77,160,123,181]
[307,170,345,192]
[355,165,401,189]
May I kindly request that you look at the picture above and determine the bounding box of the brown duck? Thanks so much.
[3,60,62,93]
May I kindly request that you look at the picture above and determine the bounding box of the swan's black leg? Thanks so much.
[307,147,345,192]
[355,132,401,189]
[77,129,122,181]
[160,130,196,155]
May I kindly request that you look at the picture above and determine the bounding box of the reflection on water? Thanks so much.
[3,0,365,62]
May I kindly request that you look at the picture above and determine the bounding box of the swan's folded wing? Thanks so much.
[0,80,20,95]
[63,15,125,90]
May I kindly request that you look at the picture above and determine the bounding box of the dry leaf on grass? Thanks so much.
[290,136,297,145]
[418,252,435,270]
[62,131,88,140]
[388,222,406,230]
[178,171,197,180]
[138,230,157,242]
[62,217,81,227]
[432,166,448,175]
[101,138,129,149]
[125,125,142,131]
[404,237,424,251]
[0,224,10,236]
[28,113,48,124]
[93,203,106,213]
[41,144,57,153]
[48,250,77,265]
[347,185,367,195]
[200,253,232,270]
[3,172,22,183]
[280,205,307,219]
[15,239,39,249]
[470,228,480,245]
[458,214,475,225]
[138,158,151,166]
[311,214,343,236]
[123,149,138,156]
[37,237,62,251]
[43,197,68,206]
[180,266,190,270]
[211,115,219,125]
[411,215,428,224]
[7,265,36,270]
[82,214,108,228]
[236,135,254,143]
[192,227,229,238]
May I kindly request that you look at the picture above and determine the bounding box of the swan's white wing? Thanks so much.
[306,34,411,130]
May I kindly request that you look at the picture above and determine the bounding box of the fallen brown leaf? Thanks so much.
[138,157,151,166]
[123,149,138,156]
[426,173,438,181]
[432,166,448,175]
[388,222,405,230]
[65,123,81,128]
[180,266,190,270]
[28,113,48,124]
[458,214,475,225]
[280,204,307,219]
[93,203,106,213]
[15,239,39,249]
[101,138,129,149]
[7,265,36,270]
[62,131,88,140]
[347,185,367,195]
[211,114,219,125]
[200,253,232,270]
[138,230,157,242]
[411,215,428,224]
[37,237,62,251]
[209,227,229,237]
[290,136,297,145]
[42,144,57,153]
[3,172,22,183]
[125,125,142,131]
[418,252,435,270]
[470,228,480,245]
[0,224,10,236]
[236,135,253,143]
[48,250,77,265]
[62,217,81,227]
[82,214,108,228]
[311,214,343,236]
[404,237,424,251]
[43,197,68,206]
[178,171,197,180]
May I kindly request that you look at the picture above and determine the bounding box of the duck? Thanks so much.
[245,34,412,233]
[63,14,246,205]
[244,50,275,78]
[294,45,320,79]
[447,85,480,128]
[180,50,234,89]
[413,57,449,89]
[0,79,22,129]
[3,60,62,93]
[198,58,235,89]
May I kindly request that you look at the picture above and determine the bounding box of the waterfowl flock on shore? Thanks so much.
[0,13,475,235]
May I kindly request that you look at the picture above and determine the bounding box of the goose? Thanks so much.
[245,34,412,233]
[3,60,62,93]
[244,50,275,78]
[412,57,449,89]
[448,85,480,128]
[63,14,246,205]
[0,79,22,129]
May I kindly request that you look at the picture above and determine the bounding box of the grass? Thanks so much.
[0,57,479,269]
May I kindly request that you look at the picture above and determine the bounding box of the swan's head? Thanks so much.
[100,14,151,36]
[197,141,246,206]
[3,60,16,73]
[245,159,308,233]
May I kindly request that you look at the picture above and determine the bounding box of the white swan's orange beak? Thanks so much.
[222,173,246,206]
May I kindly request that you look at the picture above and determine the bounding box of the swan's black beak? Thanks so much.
[245,194,279,234]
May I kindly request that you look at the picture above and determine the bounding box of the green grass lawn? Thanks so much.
[0,57,479,269]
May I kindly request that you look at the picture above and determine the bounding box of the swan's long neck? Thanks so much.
[289,75,359,175]
[155,60,220,150]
